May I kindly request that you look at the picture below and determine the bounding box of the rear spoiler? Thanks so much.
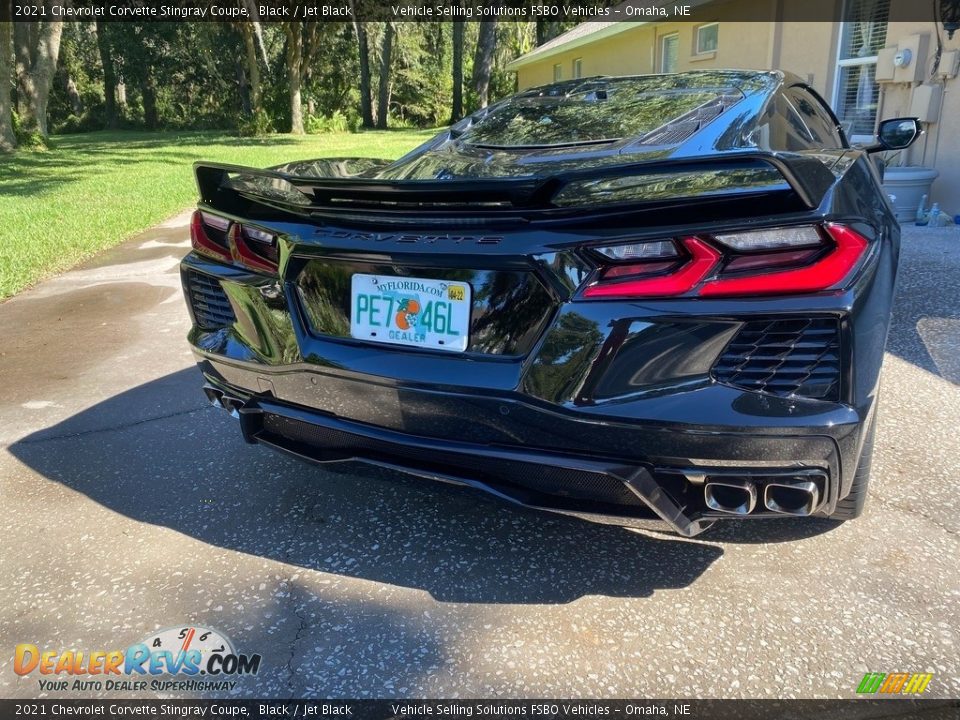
[194,152,837,225]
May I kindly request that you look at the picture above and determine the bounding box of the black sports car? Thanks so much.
[181,71,919,537]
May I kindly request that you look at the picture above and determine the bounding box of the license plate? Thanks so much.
[350,274,471,353]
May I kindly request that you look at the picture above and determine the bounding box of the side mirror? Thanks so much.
[866,117,922,153]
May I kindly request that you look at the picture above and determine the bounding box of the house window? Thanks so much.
[834,0,891,140]
[572,58,583,79]
[695,23,719,54]
[661,34,679,73]
[553,63,562,82]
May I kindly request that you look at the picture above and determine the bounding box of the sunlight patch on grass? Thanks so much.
[0,129,435,299]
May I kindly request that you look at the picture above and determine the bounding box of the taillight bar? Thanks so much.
[583,238,720,298]
[190,211,232,264]
[229,224,278,274]
[189,210,279,274]
[581,223,870,300]
[699,224,867,297]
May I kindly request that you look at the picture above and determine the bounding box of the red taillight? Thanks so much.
[581,223,870,299]
[582,237,720,298]
[699,223,868,297]
[230,224,279,274]
[190,210,279,274]
[190,210,232,263]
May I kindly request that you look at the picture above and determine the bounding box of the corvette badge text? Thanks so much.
[13,626,261,692]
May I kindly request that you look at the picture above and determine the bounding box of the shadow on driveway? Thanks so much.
[886,230,960,384]
[9,367,836,605]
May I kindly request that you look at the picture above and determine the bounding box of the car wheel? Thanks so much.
[831,410,877,520]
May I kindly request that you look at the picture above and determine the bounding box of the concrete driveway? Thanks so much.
[1,215,958,699]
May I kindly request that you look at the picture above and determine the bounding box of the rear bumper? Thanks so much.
[198,354,859,537]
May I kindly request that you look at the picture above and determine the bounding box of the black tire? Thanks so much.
[831,412,877,520]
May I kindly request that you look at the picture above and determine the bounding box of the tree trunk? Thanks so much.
[0,22,16,151]
[240,24,260,113]
[285,25,303,134]
[95,23,117,128]
[472,20,497,109]
[12,21,32,115]
[15,18,63,138]
[241,0,269,70]
[141,70,158,129]
[63,73,83,115]
[237,62,250,116]
[353,19,374,129]
[376,22,393,130]
[451,21,463,123]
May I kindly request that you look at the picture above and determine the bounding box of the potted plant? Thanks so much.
[880,152,939,222]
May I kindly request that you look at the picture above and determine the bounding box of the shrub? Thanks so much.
[236,109,274,137]
[53,110,105,135]
[304,110,350,134]
[345,108,362,133]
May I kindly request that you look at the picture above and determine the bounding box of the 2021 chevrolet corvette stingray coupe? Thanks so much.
[181,71,919,536]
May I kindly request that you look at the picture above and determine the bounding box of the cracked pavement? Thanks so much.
[0,213,958,699]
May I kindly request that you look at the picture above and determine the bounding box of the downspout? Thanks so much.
[767,0,783,70]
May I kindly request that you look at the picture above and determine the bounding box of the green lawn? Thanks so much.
[0,129,436,299]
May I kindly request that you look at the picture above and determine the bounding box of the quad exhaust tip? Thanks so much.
[704,479,757,515]
[704,476,823,517]
[763,480,820,516]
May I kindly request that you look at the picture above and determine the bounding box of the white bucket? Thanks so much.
[881,166,939,222]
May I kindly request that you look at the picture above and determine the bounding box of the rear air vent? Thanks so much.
[185,271,236,330]
[637,92,743,145]
[712,318,841,401]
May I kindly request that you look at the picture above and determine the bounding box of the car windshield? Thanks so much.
[458,77,743,148]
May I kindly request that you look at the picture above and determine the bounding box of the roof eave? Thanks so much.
[505,22,646,71]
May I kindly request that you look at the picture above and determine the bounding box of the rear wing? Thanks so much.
[194,152,837,226]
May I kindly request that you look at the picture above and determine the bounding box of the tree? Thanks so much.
[239,24,261,115]
[1,22,15,151]
[92,23,240,132]
[376,22,394,129]
[282,23,326,134]
[107,24,172,131]
[451,21,463,123]
[388,23,451,127]
[140,67,158,129]
[472,20,498,109]
[48,24,86,120]
[284,24,304,133]
[13,13,63,138]
[352,19,374,128]
[535,16,575,46]
[232,2,267,117]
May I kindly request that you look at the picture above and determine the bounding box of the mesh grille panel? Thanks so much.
[640,93,742,145]
[712,318,841,401]
[186,271,236,330]
[261,414,642,506]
